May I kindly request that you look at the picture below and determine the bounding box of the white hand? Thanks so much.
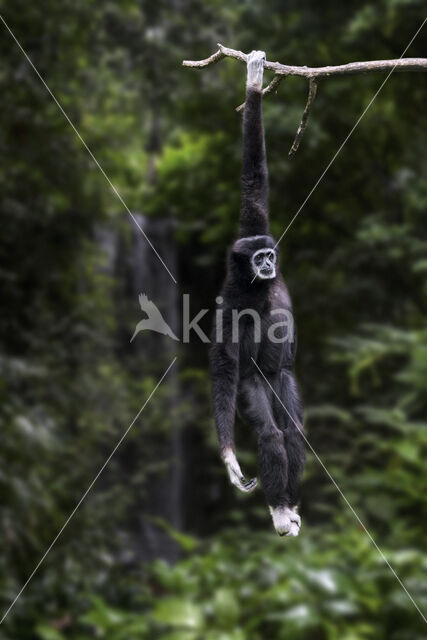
[247,50,266,90]
[223,448,257,493]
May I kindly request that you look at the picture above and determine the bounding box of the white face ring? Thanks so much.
[251,247,277,280]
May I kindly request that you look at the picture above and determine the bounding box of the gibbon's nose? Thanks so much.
[261,261,273,274]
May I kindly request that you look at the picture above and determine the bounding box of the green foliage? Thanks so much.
[34,527,427,639]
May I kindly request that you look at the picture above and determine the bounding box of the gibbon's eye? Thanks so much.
[267,251,276,264]
[254,254,264,267]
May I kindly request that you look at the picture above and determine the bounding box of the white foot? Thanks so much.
[247,50,266,91]
[222,448,257,493]
[269,505,301,537]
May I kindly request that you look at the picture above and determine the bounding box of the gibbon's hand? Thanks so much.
[222,448,258,493]
[246,50,266,91]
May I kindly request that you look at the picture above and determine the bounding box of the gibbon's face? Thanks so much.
[251,247,277,279]
[231,235,278,281]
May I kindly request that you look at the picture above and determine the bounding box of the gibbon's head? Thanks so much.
[231,235,277,281]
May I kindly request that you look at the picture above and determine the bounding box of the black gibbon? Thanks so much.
[209,51,305,536]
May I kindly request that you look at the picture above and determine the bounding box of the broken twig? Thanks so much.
[289,78,318,157]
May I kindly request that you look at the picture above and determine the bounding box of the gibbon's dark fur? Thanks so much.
[209,83,305,511]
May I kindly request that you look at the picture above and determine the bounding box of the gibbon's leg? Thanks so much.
[239,50,270,239]
[274,369,305,511]
[237,374,300,536]
[283,427,305,507]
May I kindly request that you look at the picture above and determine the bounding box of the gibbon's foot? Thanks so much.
[222,448,258,493]
[247,50,266,91]
[269,505,301,537]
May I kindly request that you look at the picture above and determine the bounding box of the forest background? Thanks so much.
[0,1,426,638]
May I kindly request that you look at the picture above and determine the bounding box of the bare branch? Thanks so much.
[262,74,284,97]
[183,44,427,155]
[182,47,226,68]
[289,79,318,157]
[183,44,427,77]
[235,74,284,112]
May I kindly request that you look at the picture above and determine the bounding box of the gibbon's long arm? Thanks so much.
[210,325,239,455]
[210,319,258,493]
[239,51,269,239]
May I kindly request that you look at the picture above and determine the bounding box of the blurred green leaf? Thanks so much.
[151,598,204,629]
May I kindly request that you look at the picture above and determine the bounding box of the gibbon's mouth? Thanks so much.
[257,267,276,279]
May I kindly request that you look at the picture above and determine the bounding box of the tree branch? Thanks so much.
[183,47,226,68]
[182,44,427,155]
[183,43,427,77]
[289,78,318,157]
